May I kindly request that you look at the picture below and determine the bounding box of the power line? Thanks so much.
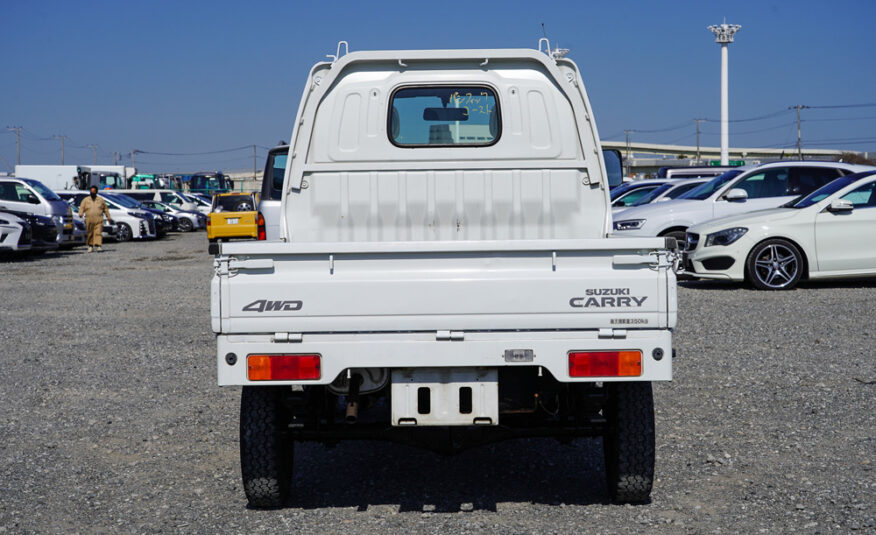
[137,145,262,156]
[803,116,876,123]
[703,109,790,123]
[700,121,798,136]
[806,102,876,110]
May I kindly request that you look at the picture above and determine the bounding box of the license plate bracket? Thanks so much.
[391,368,498,426]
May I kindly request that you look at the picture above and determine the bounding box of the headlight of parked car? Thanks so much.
[613,219,646,231]
[705,227,748,247]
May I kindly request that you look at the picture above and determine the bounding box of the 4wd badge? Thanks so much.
[242,299,303,312]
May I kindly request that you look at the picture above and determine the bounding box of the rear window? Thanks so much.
[389,86,500,147]
[213,195,256,212]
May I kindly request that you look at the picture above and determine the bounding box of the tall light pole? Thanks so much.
[708,21,741,166]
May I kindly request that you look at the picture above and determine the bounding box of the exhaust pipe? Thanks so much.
[345,373,362,424]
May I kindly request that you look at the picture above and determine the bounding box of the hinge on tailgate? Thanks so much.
[215,257,274,277]
[436,330,465,341]
[612,250,676,270]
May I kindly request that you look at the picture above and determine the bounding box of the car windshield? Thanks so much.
[610,182,655,201]
[790,175,863,208]
[678,170,744,200]
[24,180,62,201]
[102,193,140,209]
[630,183,673,206]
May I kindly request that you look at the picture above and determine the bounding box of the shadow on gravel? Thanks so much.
[283,437,611,512]
[678,280,743,291]
[0,249,76,263]
[680,277,876,291]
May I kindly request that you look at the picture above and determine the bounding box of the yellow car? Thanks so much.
[207,193,263,241]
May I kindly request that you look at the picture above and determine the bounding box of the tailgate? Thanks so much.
[211,238,677,334]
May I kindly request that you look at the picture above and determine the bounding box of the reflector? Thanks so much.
[568,351,642,377]
[247,354,321,381]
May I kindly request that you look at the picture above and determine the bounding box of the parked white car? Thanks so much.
[684,170,876,290]
[611,178,709,214]
[180,193,212,215]
[0,212,32,253]
[612,161,873,241]
[140,199,206,231]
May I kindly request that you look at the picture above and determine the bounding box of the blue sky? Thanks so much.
[2,0,874,172]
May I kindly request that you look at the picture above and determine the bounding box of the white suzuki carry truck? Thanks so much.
[211,43,677,507]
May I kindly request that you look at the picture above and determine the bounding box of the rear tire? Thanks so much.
[603,382,655,503]
[179,218,194,232]
[240,386,293,508]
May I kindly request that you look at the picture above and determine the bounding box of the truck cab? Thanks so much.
[212,44,677,508]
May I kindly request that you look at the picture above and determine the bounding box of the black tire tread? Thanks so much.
[604,382,655,503]
[239,386,292,508]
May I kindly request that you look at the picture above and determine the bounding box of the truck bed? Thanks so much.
[213,237,677,334]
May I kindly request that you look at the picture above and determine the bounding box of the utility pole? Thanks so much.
[789,105,809,160]
[131,149,139,168]
[6,126,22,165]
[253,144,257,187]
[694,119,705,164]
[113,152,119,165]
[624,129,635,177]
[87,144,99,164]
[708,21,741,166]
[53,135,67,164]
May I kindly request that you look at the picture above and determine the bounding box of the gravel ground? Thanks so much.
[0,231,874,534]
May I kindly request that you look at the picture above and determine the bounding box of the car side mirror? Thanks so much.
[724,188,748,202]
[26,194,40,204]
[827,199,854,213]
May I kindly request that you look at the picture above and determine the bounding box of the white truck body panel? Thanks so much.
[14,165,90,191]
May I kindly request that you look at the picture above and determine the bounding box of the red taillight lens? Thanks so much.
[568,351,642,377]
[257,212,265,240]
[247,354,321,381]
[206,216,211,226]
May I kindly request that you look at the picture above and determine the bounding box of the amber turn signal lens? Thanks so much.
[568,351,642,377]
[247,354,321,381]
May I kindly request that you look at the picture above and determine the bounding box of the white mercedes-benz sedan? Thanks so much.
[684,170,876,290]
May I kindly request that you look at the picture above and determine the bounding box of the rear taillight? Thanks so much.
[206,215,211,227]
[568,351,642,377]
[247,354,321,381]
[257,212,265,240]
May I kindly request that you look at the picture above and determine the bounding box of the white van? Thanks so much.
[0,178,76,247]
